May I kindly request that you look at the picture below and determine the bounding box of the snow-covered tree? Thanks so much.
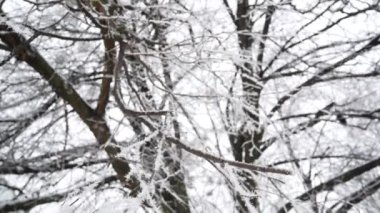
[1,0,380,212]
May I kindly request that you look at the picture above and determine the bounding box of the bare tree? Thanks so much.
[1,0,380,212]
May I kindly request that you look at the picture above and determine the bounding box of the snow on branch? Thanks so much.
[166,136,292,175]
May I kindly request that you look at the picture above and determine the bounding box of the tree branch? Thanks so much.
[268,34,380,118]
[0,176,117,212]
[166,136,291,175]
[327,176,380,213]
[92,0,117,116]
[257,5,275,77]
[277,156,380,213]
[0,10,137,190]
[0,158,108,175]
[222,0,237,25]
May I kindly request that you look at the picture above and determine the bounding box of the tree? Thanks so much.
[1,0,380,212]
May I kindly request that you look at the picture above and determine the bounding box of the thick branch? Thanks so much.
[277,156,380,213]
[222,0,237,25]
[257,5,275,77]
[0,176,117,212]
[0,193,67,212]
[0,158,108,175]
[327,176,380,213]
[0,14,136,189]
[93,0,116,116]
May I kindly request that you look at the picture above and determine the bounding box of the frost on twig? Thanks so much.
[166,137,291,175]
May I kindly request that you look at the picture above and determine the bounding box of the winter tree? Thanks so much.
[1,0,380,212]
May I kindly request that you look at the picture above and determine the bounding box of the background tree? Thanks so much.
[1,0,380,213]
